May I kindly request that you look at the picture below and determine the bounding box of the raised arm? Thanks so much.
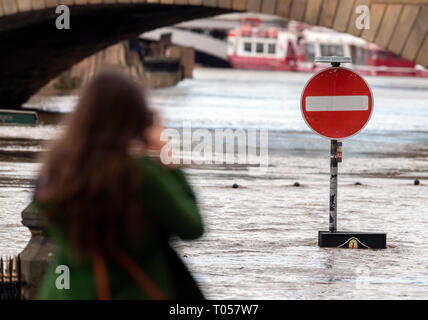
[140,158,204,240]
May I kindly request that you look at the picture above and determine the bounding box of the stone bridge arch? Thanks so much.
[1,0,427,108]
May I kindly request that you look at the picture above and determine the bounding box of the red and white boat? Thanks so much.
[227,17,298,71]
[227,18,427,77]
[297,29,422,77]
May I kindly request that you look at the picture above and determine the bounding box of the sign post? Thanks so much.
[329,139,338,233]
[301,56,386,249]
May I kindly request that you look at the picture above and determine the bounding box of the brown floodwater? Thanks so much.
[1,68,427,299]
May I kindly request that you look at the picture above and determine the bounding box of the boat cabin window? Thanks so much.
[268,43,276,54]
[380,51,388,60]
[227,39,234,50]
[320,44,344,57]
[305,43,315,62]
[350,45,366,65]
[391,53,401,60]
[372,50,378,59]
[244,42,252,53]
[256,43,264,54]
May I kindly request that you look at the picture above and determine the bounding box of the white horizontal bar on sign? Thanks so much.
[306,95,369,112]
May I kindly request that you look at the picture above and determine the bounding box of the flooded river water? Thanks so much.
[1,68,427,299]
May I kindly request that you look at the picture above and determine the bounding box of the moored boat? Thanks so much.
[227,19,427,77]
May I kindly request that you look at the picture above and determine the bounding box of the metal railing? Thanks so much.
[0,255,22,300]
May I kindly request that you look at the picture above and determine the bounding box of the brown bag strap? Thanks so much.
[93,253,111,300]
[92,249,167,300]
[112,250,167,300]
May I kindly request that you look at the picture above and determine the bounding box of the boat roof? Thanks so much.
[303,29,367,46]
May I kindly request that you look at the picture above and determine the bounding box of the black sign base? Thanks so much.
[318,231,387,249]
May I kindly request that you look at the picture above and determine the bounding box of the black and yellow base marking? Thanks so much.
[318,231,387,249]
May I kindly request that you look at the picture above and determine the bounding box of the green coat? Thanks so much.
[37,156,204,300]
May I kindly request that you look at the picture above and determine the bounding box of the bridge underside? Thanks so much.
[0,4,228,108]
[1,1,428,108]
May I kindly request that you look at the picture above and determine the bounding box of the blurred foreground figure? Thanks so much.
[34,72,204,299]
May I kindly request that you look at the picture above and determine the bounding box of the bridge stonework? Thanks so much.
[0,0,427,107]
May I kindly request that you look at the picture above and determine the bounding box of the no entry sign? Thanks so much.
[301,67,373,139]
[301,59,386,249]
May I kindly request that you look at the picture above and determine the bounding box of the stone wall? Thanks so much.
[33,40,195,99]
[34,41,146,97]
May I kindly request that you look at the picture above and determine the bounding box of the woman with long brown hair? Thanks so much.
[34,71,204,299]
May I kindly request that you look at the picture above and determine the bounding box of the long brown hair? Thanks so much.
[36,71,153,259]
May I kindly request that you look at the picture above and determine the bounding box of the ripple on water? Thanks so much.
[2,69,428,299]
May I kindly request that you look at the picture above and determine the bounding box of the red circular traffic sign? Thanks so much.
[301,67,373,139]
